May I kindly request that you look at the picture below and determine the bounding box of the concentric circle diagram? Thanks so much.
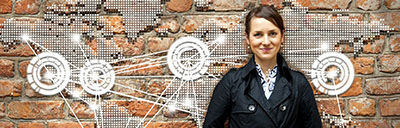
[27,52,71,96]
[0,0,393,127]
[311,52,355,95]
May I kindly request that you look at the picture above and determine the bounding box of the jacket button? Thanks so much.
[280,105,286,112]
[248,104,255,112]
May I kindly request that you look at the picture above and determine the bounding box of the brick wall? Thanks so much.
[0,0,399,128]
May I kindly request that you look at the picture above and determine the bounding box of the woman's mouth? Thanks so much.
[260,48,272,52]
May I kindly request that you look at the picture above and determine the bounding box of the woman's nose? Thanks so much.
[262,35,270,45]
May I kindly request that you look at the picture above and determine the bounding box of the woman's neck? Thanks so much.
[254,56,277,75]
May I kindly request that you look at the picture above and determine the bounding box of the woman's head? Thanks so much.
[245,5,285,62]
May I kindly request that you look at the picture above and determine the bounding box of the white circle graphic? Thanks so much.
[27,52,71,96]
[80,59,115,95]
[311,52,355,95]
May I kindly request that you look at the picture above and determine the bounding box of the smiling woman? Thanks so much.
[204,5,322,128]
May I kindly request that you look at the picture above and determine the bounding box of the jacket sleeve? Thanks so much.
[299,75,322,128]
[203,72,232,128]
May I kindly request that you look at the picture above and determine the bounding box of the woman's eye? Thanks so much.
[254,33,261,37]
[270,32,277,36]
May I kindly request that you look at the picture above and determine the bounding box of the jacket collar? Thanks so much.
[241,53,291,79]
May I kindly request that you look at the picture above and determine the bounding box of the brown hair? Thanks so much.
[245,5,284,37]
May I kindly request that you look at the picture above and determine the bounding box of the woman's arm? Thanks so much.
[203,73,232,128]
[299,75,322,128]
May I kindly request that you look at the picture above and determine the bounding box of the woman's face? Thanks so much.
[246,17,283,62]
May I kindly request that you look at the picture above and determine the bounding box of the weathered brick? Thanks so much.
[8,101,64,119]
[260,0,283,9]
[0,80,23,97]
[146,121,196,128]
[155,16,180,33]
[15,0,40,14]
[148,80,169,95]
[0,121,14,128]
[366,77,400,95]
[18,122,45,128]
[350,57,374,74]
[114,59,165,76]
[19,61,30,78]
[114,79,146,98]
[103,16,125,34]
[0,59,14,77]
[390,34,400,52]
[0,102,5,118]
[296,0,351,10]
[110,100,159,117]
[182,15,241,33]
[0,44,35,57]
[167,0,192,12]
[206,0,255,11]
[370,12,400,31]
[385,0,400,9]
[316,98,345,116]
[380,98,400,116]
[393,120,400,128]
[363,40,384,54]
[351,120,389,128]
[69,102,94,119]
[24,82,43,98]
[340,77,362,97]
[113,37,144,56]
[378,55,400,73]
[356,0,381,10]
[163,108,189,118]
[349,98,375,116]
[0,0,12,13]
[148,37,175,53]
[48,122,95,128]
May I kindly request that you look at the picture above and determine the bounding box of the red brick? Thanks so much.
[207,0,255,11]
[114,79,146,98]
[18,122,45,128]
[340,77,362,97]
[370,12,400,31]
[113,37,144,56]
[163,108,189,118]
[15,0,40,14]
[167,0,192,12]
[366,77,400,95]
[0,80,22,97]
[378,55,400,73]
[260,0,283,9]
[385,0,400,9]
[0,0,12,13]
[114,59,165,76]
[8,101,64,119]
[351,120,389,128]
[110,100,159,117]
[155,16,180,33]
[296,0,351,10]
[148,80,170,95]
[379,98,400,116]
[0,102,5,118]
[148,37,175,53]
[393,120,400,128]
[349,98,375,116]
[19,61,29,78]
[0,121,14,128]
[182,15,241,33]
[363,40,384,54]
[316,98,345,116]
[69,102,94,119]
[24,82,43,98]
[48,122,95,128]
[390,34,400,52]
[350,57,374,74]
[103,16,125,34]
[0,59,14,77]
[0,44,35,57]
[146,121,196,128]
[356,0,381,10]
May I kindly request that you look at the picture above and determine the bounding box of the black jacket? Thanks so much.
[204,54,322,128]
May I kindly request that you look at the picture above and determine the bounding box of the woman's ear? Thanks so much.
[244,32,250,45]
[281,30,285,42]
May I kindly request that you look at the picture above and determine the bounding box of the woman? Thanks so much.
[204,5,322,128]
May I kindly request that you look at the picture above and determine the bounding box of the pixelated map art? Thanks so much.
[0,0,391,127]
